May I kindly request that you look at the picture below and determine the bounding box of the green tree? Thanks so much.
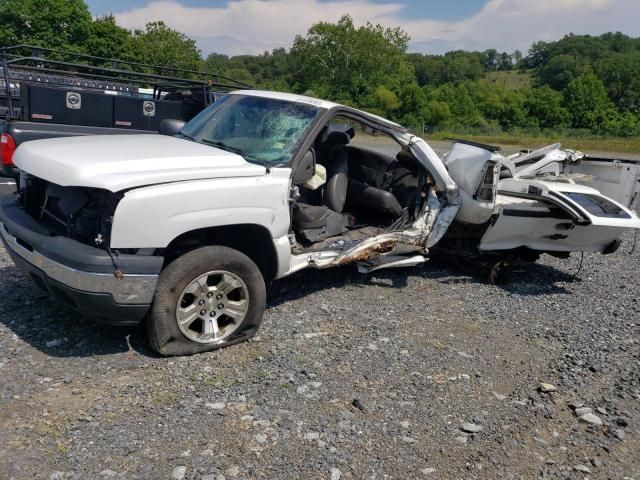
[290,15,413,102]
[525,41,550,69]
[395,82,428,125]
[563,72,614,130]
[466,81,502,123]
[423,100,452,128]
[602,112,640,137]
[467,81,530,130]
[84,15,134,61]
[0,0,92,51]
[433,83,482,127]
[513,50,523,66]
[362,85,401,117]
[409,51,484,87]
[498,52,513,70]
[481,49,499,71]
[442,51,485,82]
[594,52,640,112]
[537,54,587,90]
[525,86,571,128]
[204,53,230,73]
[223,67,255,86]
[130,21,202,71]
[204,48,295,90]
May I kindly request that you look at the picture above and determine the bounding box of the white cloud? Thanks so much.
[115,0,405,55]
[402,0,636,53]
[114,0,640,56]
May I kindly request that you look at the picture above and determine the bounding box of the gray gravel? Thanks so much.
[1,230,639,479]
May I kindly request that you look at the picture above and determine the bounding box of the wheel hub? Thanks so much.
[175,270,249,344]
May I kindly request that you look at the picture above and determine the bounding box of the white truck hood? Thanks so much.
[13,134,266,192]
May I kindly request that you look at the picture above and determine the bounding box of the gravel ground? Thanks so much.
[1,230,639,480]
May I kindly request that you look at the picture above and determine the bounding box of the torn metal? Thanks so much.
[289,135,640,279]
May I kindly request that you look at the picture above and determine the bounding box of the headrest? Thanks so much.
[318,125,355,146]
[396,150,414,164]
[325,130,351,146]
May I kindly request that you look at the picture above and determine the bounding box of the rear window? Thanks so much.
[562,192,630,219]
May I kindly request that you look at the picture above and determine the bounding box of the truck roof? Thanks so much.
[230,90,404,131]
[230,90,341,110]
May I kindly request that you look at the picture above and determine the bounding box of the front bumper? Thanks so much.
[0,195,162,325]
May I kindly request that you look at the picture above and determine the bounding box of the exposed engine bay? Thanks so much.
[17,173,120,249]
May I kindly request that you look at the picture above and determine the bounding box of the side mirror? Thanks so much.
[292,149,316,185]
[159,118,186,136]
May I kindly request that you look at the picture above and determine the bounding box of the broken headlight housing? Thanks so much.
[18,172,123,249]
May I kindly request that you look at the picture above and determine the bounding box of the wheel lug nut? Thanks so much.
[200,309,206,315]
[216,294,223,300]
[218,304,224,309]
[209,311,216,317]
[198,300,205,305]
[207,292,213,298]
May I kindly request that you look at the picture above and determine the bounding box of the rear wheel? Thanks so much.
[148,246,266,356]
[489,259,513,285]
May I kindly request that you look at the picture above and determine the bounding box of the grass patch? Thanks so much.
[485,70,533,90]
[292,354,308,365]
[7,435,28,449]
[150,389,178,407]
[428,131,640,155]
[56,440,71,455]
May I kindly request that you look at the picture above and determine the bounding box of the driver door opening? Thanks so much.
[289,115,430,253]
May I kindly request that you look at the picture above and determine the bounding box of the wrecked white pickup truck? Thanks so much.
[1,90,639,355]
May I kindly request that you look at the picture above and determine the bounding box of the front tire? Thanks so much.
[148,246,266,356]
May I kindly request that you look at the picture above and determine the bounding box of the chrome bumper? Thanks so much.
[0,178,16,196]
[0,221,158,304]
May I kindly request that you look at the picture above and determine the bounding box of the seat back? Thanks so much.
[346,145,396,188]
[320,131,350,213]
[348,179,402,218]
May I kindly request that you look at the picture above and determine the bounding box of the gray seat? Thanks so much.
[292,204,351,243]
[320,131,351,213]
[347,179,403,218]
[292,130,353,244]
[345,150,407,219]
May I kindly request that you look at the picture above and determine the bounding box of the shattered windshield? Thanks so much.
[180,94,321,166]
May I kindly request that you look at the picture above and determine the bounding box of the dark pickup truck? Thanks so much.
[0,45,250,190]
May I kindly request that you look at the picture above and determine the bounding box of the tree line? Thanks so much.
[1,0,638,136]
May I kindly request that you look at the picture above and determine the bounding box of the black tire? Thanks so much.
[148,246,266,356]
[489,260,513,285]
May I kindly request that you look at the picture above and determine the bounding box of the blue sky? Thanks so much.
[355,0,487,19]
[91,0,640,56]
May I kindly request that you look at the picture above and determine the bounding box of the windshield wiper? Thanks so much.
[199,138,246,157]
[177,132,196,141]
[198,138,265,165]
